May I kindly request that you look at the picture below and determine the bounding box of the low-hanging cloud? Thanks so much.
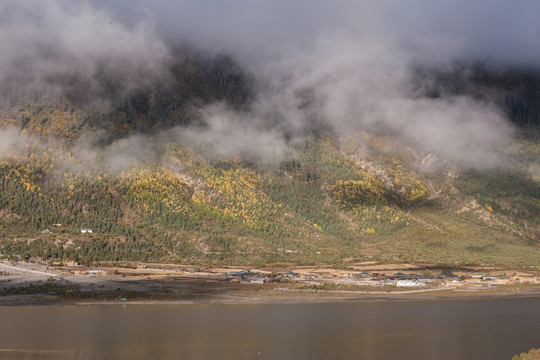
[1,0,538,169]
[0,0,169,108]
[200,35,516,167]
[179,103,288,161]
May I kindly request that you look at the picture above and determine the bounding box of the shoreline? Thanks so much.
[2,259,540,306]
[2,283,540,307]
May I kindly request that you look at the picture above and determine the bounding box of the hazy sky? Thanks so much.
[89,0,540,67]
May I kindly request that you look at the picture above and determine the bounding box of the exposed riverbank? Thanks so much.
[2,260,540,306]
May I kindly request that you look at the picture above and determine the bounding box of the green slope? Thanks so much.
[0,132,538,267]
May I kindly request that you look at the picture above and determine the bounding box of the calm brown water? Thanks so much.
[1,297,540,360]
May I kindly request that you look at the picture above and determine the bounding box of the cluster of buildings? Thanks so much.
[20,257,539,292]
[225,269,538,289]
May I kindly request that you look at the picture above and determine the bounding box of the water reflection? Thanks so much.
[1,298,539,359]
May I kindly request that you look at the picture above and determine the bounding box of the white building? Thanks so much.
[396,280,424,287]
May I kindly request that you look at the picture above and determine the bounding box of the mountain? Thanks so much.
[0,55,539,268]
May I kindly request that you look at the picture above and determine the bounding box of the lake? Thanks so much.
[1,297,539,359]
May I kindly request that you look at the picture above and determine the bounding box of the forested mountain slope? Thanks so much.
[0,56,538,267]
